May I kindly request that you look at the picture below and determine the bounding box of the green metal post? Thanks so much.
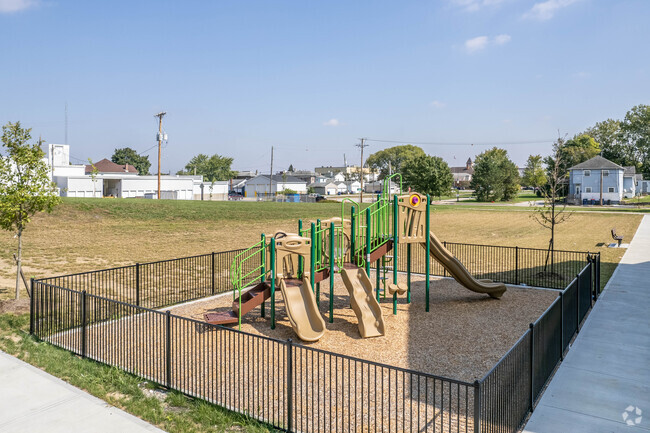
[270,237,276,329]
[407,243,412,303]
[329,223,335,323]
[316,218,322,306]
[393,195,398,314]
[261,233,266,318]
[425,195,431,312]
[298,219,303,278]
[351,206,356,264]
[310,223,316,293]
[365,208,371,276]
[376,257,381,297]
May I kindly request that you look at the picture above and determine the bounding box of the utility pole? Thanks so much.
[64,102,68,145]
[600,169,603,205]
[269,146,274,201]
[356,138,368,203]
[154,111,167,199]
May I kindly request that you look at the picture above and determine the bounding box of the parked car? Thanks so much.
[228,191,243,200]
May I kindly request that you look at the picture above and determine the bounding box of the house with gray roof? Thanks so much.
[567,156,635,205]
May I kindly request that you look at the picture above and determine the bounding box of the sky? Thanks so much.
[1,0,649,174]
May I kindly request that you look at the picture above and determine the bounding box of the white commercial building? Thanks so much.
[47,144,221,200]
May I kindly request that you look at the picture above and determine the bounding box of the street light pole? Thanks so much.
[154,111,167,199]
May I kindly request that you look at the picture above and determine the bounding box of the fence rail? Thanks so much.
[30,244,600,433]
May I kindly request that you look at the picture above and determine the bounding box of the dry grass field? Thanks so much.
[0,198,643,300]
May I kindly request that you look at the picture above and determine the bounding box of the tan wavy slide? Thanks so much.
[424,232,507,299]
[279,275,326,342]
[341,266,386,338]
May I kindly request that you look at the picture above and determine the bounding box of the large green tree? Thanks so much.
[471,147,520,202]
[366,145,425,180]
[178,153,235,182]
[0,122,61,299]
[111,147,151,175]
[620,104,650,176]
[402,154,453,198]
[545,134,600,175]
[522,154,547,188]
[584,119,625,164]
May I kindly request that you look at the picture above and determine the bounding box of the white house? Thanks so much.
[243,174,308,197]
[344,180,361,193]
[308,181,338,195]
[335,182,347,194]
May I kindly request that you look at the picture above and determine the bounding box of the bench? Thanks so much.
[611,228,624,246]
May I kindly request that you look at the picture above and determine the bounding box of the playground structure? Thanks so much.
[205,174,507,341]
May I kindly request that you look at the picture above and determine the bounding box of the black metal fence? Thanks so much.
[30,244,600,433]
[395,242,598,290]
[476,258,596,433]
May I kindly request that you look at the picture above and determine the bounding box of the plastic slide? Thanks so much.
[279,275,326,342]
[424,232,507,299]
[341,266,386,338]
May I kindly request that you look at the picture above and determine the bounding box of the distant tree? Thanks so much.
[0,122,61,299]
[522,155,547,189]
[584,119,625,164]
[87,158,99,197]
[287,164,295,172]
[366,145,425,179]
[471,147,520,202]
[545,134,600,176]
[531,136,572,274]
[111,147,151,175]
[402,154,453,198]
[177,153,235,182]
[620,104,650,177]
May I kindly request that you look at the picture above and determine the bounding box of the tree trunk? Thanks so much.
[15,229,22,300]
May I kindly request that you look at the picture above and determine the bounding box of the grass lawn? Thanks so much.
[0,198,643,298]
[0,313,272,433]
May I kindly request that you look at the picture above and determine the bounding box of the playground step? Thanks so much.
[233,282,271,316]
[204,310,238,325]
[356,240,394,263]
[314,268,330,284]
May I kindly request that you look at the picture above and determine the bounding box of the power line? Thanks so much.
[365,138,555,146]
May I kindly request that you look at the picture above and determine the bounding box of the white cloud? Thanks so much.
[465,36,489,53]
[323,118,340,127]
[523,0,579,21]
[0,0,38,13]
[494,34,512,45]
[449,0,507,12]
[463,34,510,53]
[430,100,446,108]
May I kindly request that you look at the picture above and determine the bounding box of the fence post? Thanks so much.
[166,310,172,388]
[29,278,35,335]
[286,339,294,432]
[575,273,581,334]
[529,323,535,411]
[211,252,215,295]
[560,292,564,361]
[81,290,87,358]
[136,263,140,307]
[515,246,519,285]
[443,241,448,277]
[473,380,481,433]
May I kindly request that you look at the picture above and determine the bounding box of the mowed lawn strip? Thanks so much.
[0,198,643,299]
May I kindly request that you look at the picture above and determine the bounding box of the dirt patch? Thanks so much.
[0,298,30,315]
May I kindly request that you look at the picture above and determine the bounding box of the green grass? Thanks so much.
[0,313,273,433]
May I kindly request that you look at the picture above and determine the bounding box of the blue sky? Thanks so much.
[1,0,649,174]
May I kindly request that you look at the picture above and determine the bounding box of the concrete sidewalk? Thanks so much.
[524,215,650,433]
[0,351,164,433]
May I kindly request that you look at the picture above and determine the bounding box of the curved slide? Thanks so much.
[423,232,507,299]
[279,275,326,342]
[341,266,385,338]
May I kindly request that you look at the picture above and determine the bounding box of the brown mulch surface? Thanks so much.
[167,273,558,382]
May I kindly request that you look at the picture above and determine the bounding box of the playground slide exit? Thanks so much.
[424,232,507,299]
[341,267,386,338]
[279,275,326,342]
